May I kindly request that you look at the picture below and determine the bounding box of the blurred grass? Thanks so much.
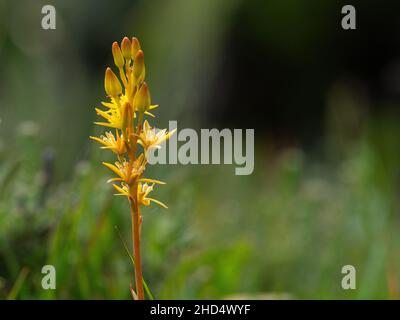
[1,106,400,299]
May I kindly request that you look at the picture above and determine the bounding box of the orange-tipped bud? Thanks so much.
[121,37,132,60]
[131,37,141,58]
[133,50,145,82]
[122,102,132,134]
[112,42,124,68]
[133,82,150,113]
[104,67,122,97]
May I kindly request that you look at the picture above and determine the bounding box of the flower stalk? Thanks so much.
[129,196,144,300]
[90,37,175,299]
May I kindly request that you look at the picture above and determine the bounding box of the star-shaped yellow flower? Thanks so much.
[90,131,126,155]
[137,120,176,151]
[111,181,167,209]
[102,154,146,185]
[94,106,123,129]
[137,183,168,208]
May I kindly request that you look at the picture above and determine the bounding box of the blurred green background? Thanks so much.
[1,0,400,299]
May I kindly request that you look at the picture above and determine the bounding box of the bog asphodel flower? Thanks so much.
[102,154,146,185]
[138,120,176,151]
[89,131,126,155]
[91,37,175,300]
[137,182,168,209]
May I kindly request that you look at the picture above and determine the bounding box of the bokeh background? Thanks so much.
[1,0,400,299]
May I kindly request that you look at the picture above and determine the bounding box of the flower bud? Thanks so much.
[133,82,150,113]
[131,37,141,58]
[133,50,145,82]
[112,42,124,68]
[122,102,132,134]
[121,37,132,60]
[104,67,122,97]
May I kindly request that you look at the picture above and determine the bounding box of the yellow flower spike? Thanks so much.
[133,50,145,83]
[133,82,150,113]
[131,37,141,58]
[121,37,132,61]
[105,67,122,98]
[92,37,173,300]
[112,41,125,68]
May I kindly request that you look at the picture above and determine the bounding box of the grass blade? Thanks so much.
[6,267,29,300]
[115,226,155,300]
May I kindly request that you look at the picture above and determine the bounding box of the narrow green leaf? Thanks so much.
[115,226,155,300]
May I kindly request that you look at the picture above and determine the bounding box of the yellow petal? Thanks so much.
[95,108,112,120]
[94,122,120,129]
[167,128,177,138]
[89,136,107,147]
[143,120,150,130]
[101,101,117,109]
[139,178,166,185]
[148,198,168,209]
[102,162,124,179]
[112,184,130,196]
